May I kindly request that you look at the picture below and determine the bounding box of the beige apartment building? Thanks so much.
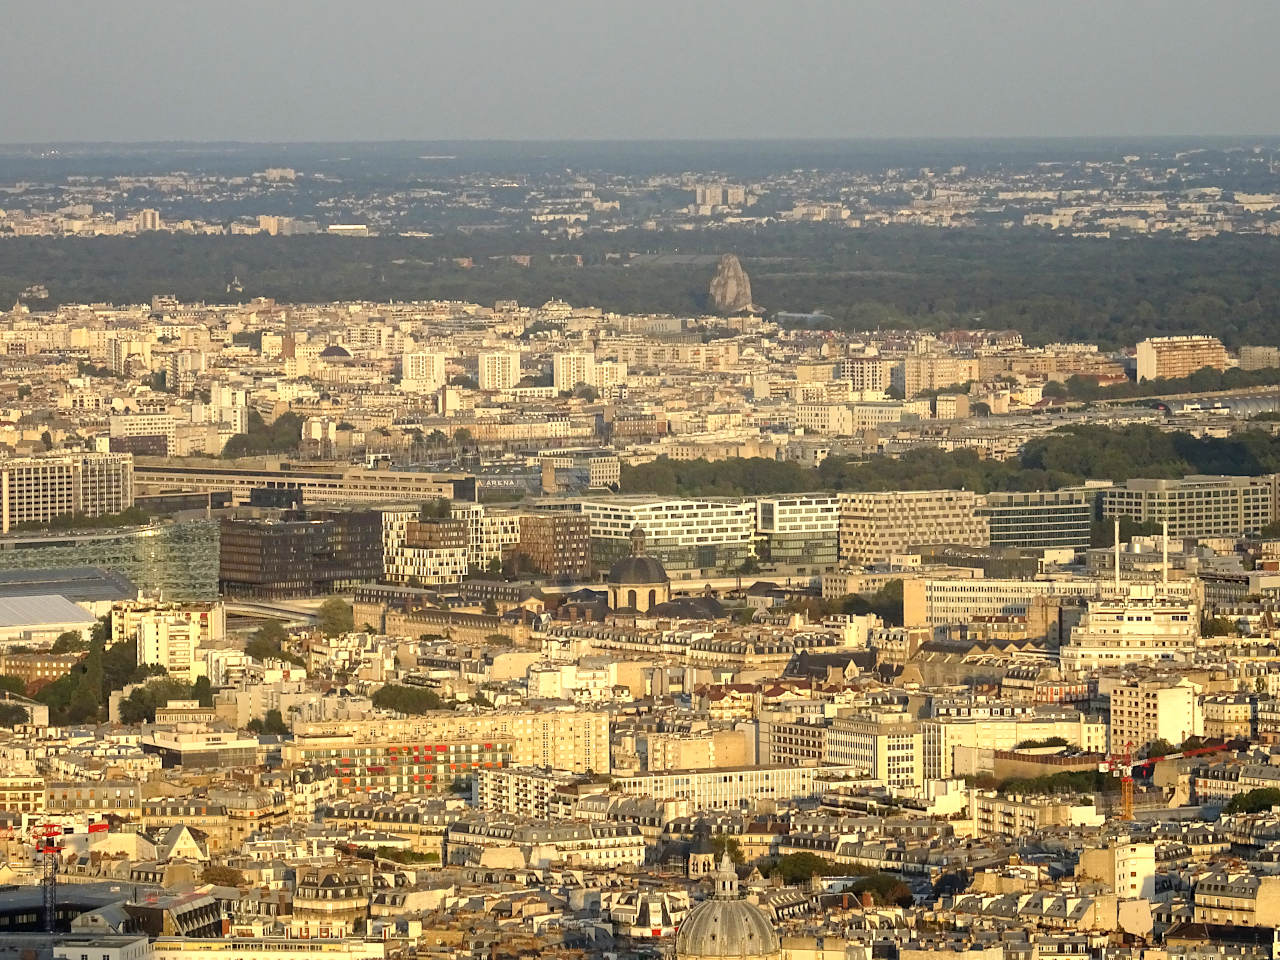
[1102,474,1277,538]
[1107,677,1202,752]
[839,490,988,564]
[1135,335,1228,381]
[285,711,610,798]
[0,452,134,532]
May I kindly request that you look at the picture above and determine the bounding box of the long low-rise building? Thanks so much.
[612,763,859,811]
[133,458,473,506]
[903,576,1197,628]
[284,711,610,798]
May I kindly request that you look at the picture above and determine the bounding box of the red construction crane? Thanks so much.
[1103,742,1231,820]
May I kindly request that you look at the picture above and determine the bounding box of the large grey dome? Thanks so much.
[607,525,669,586]
[676,855,779,960]
[607,555,668,585]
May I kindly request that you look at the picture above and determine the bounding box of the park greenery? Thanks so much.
[621,425,1280,498]
[764,853,913,906]
[1224,788,1280,814]
[1047,364,1280,402]
[118,676,213,724]
[784,580,905,626]
[5,505,151,534]
[0,703,30,727]
[317,598,355,638]
[34,617,171,725]
[200,865,246,886]
[222,410,303,458]
[1013,736,1071,749]
[372,683,449,714]
[245,621,305,666]
[971,770,1118,796]
[247,709,289,735]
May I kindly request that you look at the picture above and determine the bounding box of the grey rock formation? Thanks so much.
[708,254,754,314]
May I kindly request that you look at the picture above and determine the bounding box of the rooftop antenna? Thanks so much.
[1162,520,1169,593]
[1114,520,1121,593]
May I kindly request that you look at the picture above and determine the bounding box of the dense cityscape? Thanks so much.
[4,7,1280,960]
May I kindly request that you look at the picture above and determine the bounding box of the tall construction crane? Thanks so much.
[35,822,63,935]
[1,821,65,934]
[1103,742,1231,820]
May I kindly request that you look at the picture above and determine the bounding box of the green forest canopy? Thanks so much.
[620,424,1280,497]
[4,228,1280,348]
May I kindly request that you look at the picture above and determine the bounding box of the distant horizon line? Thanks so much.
[2,134,1279,149]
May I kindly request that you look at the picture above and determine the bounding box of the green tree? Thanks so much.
[245,622,304,666]
[200,864,245,886]
[246,709,288,735]
[1225,787,1280,814]
[1146,738,1176,759]
[373,684,447,714]
[1201,616,1237,637]
[52,631,89,653]
[0,676,26,697]
[482,598,498,616]
[317,598,354,638]
[192,676,214,708]
[0,703,29,727]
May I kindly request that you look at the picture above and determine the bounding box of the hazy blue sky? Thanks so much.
[5,0,1279,142]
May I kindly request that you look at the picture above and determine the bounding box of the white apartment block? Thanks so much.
[613,763,858,810]
[795,403,854,436]
[578,496,757,568]
[113,600,226,648]
[902,576,1197,628]
[594,360,628,395]
[1059,598,1199,674]
[473,766,584,818]
[823,712,923,789]
[580,497,755,547]
[402,351,447,393]
[839,490,989,565]
[478,351,521,391]
[922,713,1109,780]
[1108,678,1202,751]
[109,412,178,453]
[1102,475,1277,538]
[1135,335,1228,382]
[836,356,890,394]
[0,452,134,532]
[553,351,596,392]
[756,494,841,536]
[136,617,207,683]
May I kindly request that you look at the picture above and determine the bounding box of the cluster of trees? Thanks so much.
[6,505,150,534]
[784,580,904,627]
[200,865,246,887]
[372,684,449,714]
[1225,787,1280,814]
[316,598,354,638]
[221,410,303,459]
[971,769,1118,796]
[765,853,912,906]
[1013,736,1070,749]
[34,617,169,724]
[118,676,213,724]
[247,709,289,735]
[1046,365,1280,402]
[622,425,1280,497]
[244,622,304,666]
